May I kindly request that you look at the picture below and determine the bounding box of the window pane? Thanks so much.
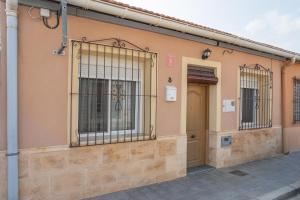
[78,78,108,133]
[242,88,255,123]
[111,80,136,131]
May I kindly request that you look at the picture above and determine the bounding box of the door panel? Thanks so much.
[187,84,207,168]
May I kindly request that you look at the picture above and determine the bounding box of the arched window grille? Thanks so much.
[239,64,273,130]
[69,38,157,146]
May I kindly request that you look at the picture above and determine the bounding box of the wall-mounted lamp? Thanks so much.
[202,48,212,60]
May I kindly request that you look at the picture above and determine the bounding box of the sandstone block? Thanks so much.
[19,154,29,179]
[158,138,176,157]
[30,151,66,174]
[20,176,50,200]
[103,143,129,163]
[68,146,102,168]
[130,141,155,161]
[51,171,85,195]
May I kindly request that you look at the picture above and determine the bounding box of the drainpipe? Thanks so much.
[6,0,19,200]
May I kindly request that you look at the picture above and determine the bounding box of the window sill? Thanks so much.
[71,132,156,146]
[239,126,273,131]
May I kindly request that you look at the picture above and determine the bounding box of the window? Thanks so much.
[294,78,300,123]
[239,64,273,130]
[69,39,157,146]
[241,88,257,123]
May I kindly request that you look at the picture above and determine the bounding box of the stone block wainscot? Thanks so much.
[0,135,186,200]
[208,127,282,168]
[0,128,282,200]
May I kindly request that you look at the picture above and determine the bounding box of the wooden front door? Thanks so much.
[187,84,207,168]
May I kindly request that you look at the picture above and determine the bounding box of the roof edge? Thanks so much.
[81,0,299,61]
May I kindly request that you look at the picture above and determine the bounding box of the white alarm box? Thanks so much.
[165,86,177,102]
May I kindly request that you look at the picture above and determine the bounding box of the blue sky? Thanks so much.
[117,0,300,53]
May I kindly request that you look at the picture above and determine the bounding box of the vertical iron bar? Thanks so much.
[240,67,242,130]
[78,42,82,146]
[245,68,250,129]
[255,68,258,129]
[296,78,298,122]
[143,52,146,140]
[256,68,259,128]
[259,68,263,128]
[246,67,249,130]
[262,68,265,128]
[103,46,106,144]
[260,69,261,128]
[70,41,74,146]
[137,51,140,140]
[110,47,113,144]
[258,68,261,129]
[266,70,268,128]
[293,78,295,123]
[251,68,253,129]
[87,43,91,146]
[155,53,158,139]
[124,49,127,142]
[131,50,134,142]
[95,44,99,145]
[149,54,152,139]
[268,71,270,127]
[270,71,272,127]
[297,78,298,123]
[265,70,268,128]
[262,69,264,128]
[117,47,120,143]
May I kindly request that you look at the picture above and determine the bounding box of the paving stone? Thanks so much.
[88,151,300,200]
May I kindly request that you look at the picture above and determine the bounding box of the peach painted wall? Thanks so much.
[282,63,300,152]
[0,5,284,149]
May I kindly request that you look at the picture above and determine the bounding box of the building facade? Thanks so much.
[282,64,300,152]
[0,0,300,199]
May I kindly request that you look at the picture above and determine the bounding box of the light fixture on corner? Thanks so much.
[202,48,212,60]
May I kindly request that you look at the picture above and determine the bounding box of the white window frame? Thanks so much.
[78,58,144,141]
[240,88,258,128]
[240,75,259,129]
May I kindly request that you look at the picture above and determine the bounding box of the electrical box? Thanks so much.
[221,136,232,148]
[222,99,235,112]
[40,8,50,18]
[165,86,177,102]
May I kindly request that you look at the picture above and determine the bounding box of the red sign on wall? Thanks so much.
[166,54,176,68]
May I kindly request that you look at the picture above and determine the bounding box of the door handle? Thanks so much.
[191,134,195,138]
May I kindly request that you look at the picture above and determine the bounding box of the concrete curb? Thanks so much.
[254,180,300,200]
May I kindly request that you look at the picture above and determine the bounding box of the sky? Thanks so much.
[117,0,300,53]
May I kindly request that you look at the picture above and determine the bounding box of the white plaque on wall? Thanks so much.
[223,99,235,112]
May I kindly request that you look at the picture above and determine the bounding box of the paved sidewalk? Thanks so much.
[88,151,300,200]
[289,194,300,200]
